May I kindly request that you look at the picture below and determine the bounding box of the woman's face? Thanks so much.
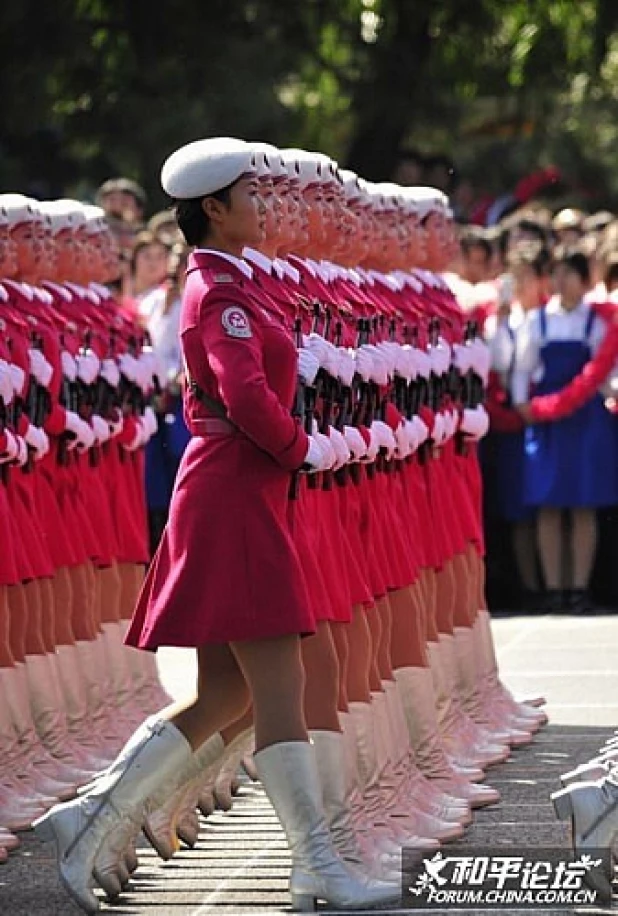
[11,220,44,277]
[218,175,265,250]
[513,263,543,308]
[0,223,18,277]
[133,241,169,288]
[552,264,586,304]
[258,176,282,243]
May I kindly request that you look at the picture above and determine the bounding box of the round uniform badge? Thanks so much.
[221,306,252,339]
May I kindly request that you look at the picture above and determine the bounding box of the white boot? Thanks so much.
[310,729,398,881]
[382,677,471,826]
[475,610,547,727]
[24,653,104,774]
[405,658,500,809]
[34,718,193,914]
[552,773,618,899]
[100,622,143,729]
[254,740,401,911]
[143,733,224,859]
[213,727,254,811]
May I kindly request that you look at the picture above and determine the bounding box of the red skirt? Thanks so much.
[126,434,314,649]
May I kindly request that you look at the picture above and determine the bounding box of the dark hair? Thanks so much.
[174,185,233,246]
[460,232,492,263]
[553,248,591,284]
[516,218,548,246]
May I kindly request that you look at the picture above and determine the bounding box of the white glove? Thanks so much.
[376,341,399,376]
[404,419,419,453]
[327,426,351,471]
[395,345,416,382]
[343,425,367,461]
[336,349,356,387]
[65,410,95,451]
[431,412,445,446]
[108,408,124,438]
[101,358,121,388]
[24,423,49,460]
[0,429,20,464]
[452,343,471,374]
[142,405,158,439]
[305,333,330,367]
[76,349,101,385]
[28,349,53,387]
[303,434,335,472]
[394,421,411,459]
[61,351,77,382]
[360,424,380,463]
[370,419,397,460]
[461,405,489,440]
[414,348,432,380]
[119,352,139,382]
[362,345,389,385]
[0,360,14,406]
[90,414,110,445]
[297,348,320,386]
[8,363,24,399]
[13,434,28,467]
[354,347,374,383]
[413,415,429,447]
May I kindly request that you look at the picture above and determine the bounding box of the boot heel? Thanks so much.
[33,814,56,843]
[290,892,318,911]
[551,789,574,821]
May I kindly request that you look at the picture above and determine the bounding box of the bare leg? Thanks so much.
[0,586,14,667]
[570,508,598,590]
[537,508,562,590]
[329,621,349,712]
[512,519,541,592]
[7,584,28,662]
[53,567,75,646]
[364,605,383,691]
[346,608,373,703]
[166,643,251,750]
[231,635,307,751]
[99,564,122,625]
[22,580,46,656]
[301,621,341,731]
[38,577,56,653]
[389,585,427,669]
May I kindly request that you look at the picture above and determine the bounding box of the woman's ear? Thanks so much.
[201,196,226,224]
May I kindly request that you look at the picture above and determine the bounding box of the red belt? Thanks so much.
[191,418,238,437]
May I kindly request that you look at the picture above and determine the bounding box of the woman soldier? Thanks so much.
[34,137,399,913]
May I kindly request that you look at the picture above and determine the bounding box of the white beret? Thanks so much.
[250,142,288,180]
[280,149,321,190]
[339,168,362,202]
[0,194,39,226]
[161,137,255,199]
[310,152,340,186]
[81,204,108,234]
[38,199,89,232]
[372,182,405,211]
[403,186,449,219]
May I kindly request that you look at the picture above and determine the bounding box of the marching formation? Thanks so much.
[3,141,549,912]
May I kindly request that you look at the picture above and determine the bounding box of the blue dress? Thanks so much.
[523,307,618,509]
[494,322,535,522]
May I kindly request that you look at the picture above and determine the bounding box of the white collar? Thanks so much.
[243,247,274,274]
[545,295,587,316]
[273,258,300,284]
[196,248,253,280]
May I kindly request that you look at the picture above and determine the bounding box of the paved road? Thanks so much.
[1,613,616,914]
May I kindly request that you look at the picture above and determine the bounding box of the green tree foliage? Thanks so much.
[1,0,617,206]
